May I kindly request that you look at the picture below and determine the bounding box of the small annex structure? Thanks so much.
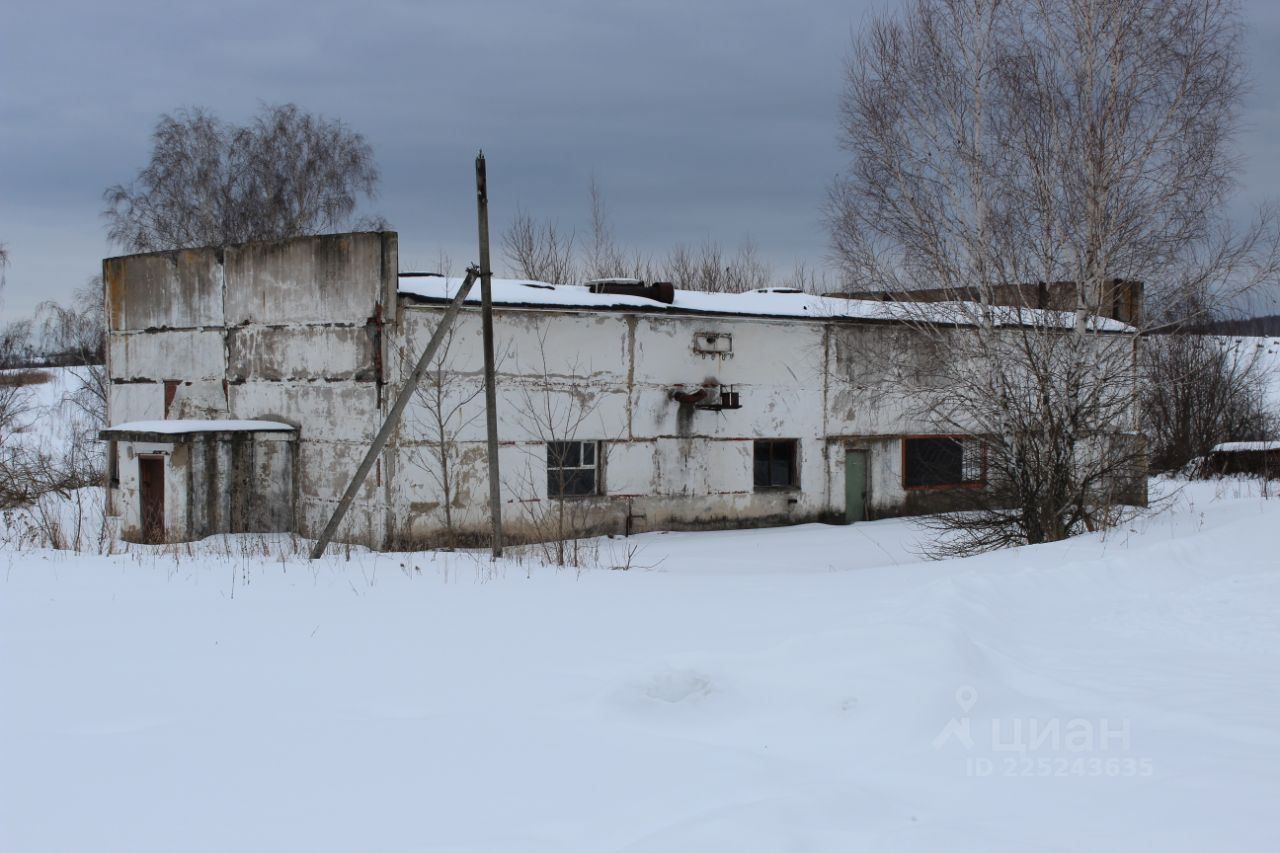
[100,420,296,544]
[100,230,1139,547]
[1202,441,1280,478]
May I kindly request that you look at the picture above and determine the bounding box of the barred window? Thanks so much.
[754,439,798,489]
[903,436,984,488]
[547,440,600,498]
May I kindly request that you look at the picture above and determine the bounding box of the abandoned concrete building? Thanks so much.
[99,230,1137,546]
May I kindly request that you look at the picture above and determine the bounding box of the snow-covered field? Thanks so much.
[2,477,1278,852]
[1,365,97,458]
[1241,335,1280,410]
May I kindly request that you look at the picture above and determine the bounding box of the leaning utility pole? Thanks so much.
[309,268,480,559]
[309,157,507,561]
[476,151,505,558]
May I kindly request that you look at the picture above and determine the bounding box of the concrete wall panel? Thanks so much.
[109,329,226,382]
[109,382,164,424]
[104,249,224,331]
[226,325,374,382]
[223,232,388,326]
[228,381,376,442]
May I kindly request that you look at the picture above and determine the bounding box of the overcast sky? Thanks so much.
[4,0,1280,318]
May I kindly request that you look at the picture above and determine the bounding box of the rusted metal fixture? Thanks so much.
[670,383,742,411]
[670,385,711,405]
[588,278,676,305]
[717,386,742,410]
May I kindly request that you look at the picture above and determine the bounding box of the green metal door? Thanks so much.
[845,449,868,523]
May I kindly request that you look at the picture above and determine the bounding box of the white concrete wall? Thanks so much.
[111,440,183,541]
[385,304,952,544]
[103,231,1138,549]
[111,434,295,542]
[103,232,397,545]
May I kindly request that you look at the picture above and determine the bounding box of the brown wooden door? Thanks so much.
[139,456,165,544]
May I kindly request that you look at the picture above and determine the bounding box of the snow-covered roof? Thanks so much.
[102,419,296,437]
[1210,440,1280,453]
[396,276,1133,332]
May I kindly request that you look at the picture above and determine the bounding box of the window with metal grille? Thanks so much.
[754,439,798,489]
[903,436,984,488]
[547,440,600,498]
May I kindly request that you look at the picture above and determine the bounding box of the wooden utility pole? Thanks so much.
[476,151,505,558]
[309,268,480,560]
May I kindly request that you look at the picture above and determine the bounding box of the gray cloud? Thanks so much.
[2,0,1279,317]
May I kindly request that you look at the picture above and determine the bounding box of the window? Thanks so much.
[547,440,600,498]
[903,436,984,488]
[754,439,798,489]
[163,380,180,418]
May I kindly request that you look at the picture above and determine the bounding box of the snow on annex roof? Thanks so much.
[396,276,1133,332]
[102,420,296,437]
[1211,440,1280,453]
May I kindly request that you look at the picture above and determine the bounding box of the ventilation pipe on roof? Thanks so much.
[587,278,675,305]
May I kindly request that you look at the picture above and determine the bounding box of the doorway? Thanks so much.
[139,455,165,544]
[845,448,868,523]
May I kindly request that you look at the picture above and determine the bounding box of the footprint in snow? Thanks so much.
[643,669,713,704]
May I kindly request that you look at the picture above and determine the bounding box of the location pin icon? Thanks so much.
[956,685,978,713]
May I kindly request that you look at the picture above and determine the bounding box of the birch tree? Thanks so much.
[104,104,383,252]
[828,0,1275,551]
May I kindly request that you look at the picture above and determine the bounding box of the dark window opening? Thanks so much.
[547,440,600,498]
[754,439,798,489]
[904,436,984,488]
[108,439,119,488]
[163,380,179,418]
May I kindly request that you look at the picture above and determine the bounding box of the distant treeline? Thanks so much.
[1189,314,1280,337]
[0,349,104,371]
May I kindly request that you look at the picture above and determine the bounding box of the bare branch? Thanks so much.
[826,0,1270,553]
[501,208,577,283]
[103,104,383,252]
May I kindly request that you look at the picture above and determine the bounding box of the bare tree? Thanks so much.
[1141,331,1275,472]
[0,318,32,494]
[38,280,103,365]
[503,177,799,290]
[828,0,1274,551]
[103,103,384,252]
[0,250,57,508]
[510,324,609,566]
[0,249,23,476]
[831,0,1273,317]
[398,271,513,546]
[889,322,1147,554]
[36,279,107,442]
[501,208,578,283]
[0,320,52,508]
[780,260,831,294]
[585,175,626,281]
[1,292,107,511]
[501,180,667,285]
[661,239,774,292]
